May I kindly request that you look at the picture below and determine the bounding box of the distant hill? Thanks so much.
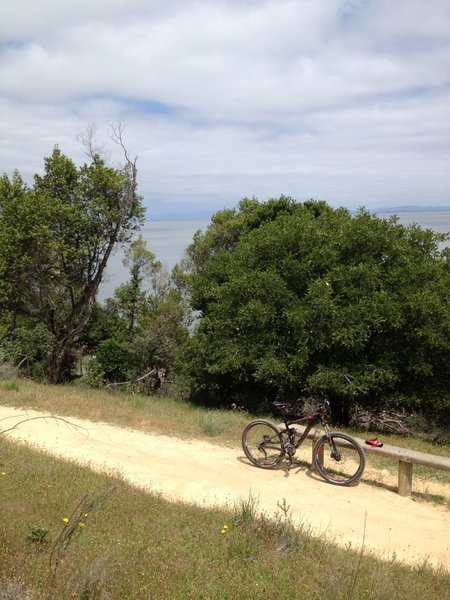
[373,205,450,214]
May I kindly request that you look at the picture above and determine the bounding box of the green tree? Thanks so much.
[95,338,131,382]
[129,287,189,378]
[0,135,144,382]
[112,234,163,332]
[0,171,34,322]
[86,235,189,388]
[179,198,450,421]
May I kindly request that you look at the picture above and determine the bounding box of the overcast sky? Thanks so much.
[1,0,449,220]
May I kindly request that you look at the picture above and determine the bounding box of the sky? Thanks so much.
[1,0,449,220]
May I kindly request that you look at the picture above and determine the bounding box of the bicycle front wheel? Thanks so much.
[242,420,285,469]
[313,433,365,485]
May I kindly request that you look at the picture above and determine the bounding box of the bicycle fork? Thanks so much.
[323,425,342,462]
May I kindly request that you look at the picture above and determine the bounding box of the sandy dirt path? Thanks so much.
[0,405,449,568]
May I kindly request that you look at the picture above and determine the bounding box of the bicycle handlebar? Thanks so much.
[272,399,331,419]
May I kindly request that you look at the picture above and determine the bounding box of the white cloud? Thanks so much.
[0,0,449,218]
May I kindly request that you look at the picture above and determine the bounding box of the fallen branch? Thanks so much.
[104,369,156,389]
[0,415,89,440]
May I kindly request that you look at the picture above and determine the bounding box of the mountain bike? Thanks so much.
[241,400,365,485]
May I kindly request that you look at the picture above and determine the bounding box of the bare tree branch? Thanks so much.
[77,123,107,160]
[105,368,156,389]
[0,415,89,439]
[47,485,117,592]
[109,118,138,168]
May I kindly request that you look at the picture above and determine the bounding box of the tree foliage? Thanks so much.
[85,236,190,389]
[0,141,144,382]
[179,198,450,421]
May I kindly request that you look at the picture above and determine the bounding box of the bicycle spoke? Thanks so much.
[313,433,365,485]
[242,420,285,468]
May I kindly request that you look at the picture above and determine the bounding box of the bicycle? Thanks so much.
[241,400,366,485]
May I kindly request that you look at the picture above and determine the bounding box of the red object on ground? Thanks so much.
[365,438,384,448]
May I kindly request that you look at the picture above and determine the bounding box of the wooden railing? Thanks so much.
[288,424,450,496]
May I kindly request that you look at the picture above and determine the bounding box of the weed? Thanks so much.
[198,411,227,436]
[1,382,19,392]
[233,492,259,525]
[46,485,117,593]
[273,498,303,553]
[276,497,290,519]
[28,528,49,546]
[67,556,109,600]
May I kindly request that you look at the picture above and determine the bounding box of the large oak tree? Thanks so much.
[179,198,450,421]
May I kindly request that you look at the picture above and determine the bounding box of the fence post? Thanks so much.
[398,460,413,496]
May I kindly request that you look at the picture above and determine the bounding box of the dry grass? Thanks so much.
[0,379,248,447]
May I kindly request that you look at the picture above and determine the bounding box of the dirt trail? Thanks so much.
[0,405,449,568]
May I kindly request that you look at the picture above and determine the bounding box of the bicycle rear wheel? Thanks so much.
[242,419,285,469]
[313,433,365,485]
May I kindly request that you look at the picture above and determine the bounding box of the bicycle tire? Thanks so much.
[312,432,365,485]
[242,419,285,469]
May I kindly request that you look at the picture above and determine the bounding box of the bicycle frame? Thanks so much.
[281,412,329,446]
[276,408,336,468]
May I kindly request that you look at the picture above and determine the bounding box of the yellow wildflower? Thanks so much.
[78,522,85,527]
[62,517,69,523]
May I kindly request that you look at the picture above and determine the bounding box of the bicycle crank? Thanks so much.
[284,443,296,469]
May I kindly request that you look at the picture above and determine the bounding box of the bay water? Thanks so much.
[101,219,210,300]
[99,211,450,302]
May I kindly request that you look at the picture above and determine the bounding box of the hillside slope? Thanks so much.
[0,405,448,567]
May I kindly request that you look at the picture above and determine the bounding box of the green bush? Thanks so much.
[84,357,106,389]
[95,339,131,382]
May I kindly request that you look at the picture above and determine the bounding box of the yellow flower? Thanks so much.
[223,525,228,530]
[1,472,6,476]
[78,522,85,527]
[62,517,69,523]
[221,529,226,534]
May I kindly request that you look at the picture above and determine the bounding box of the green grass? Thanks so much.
[0,440,449,600]
[0,380,19,392]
